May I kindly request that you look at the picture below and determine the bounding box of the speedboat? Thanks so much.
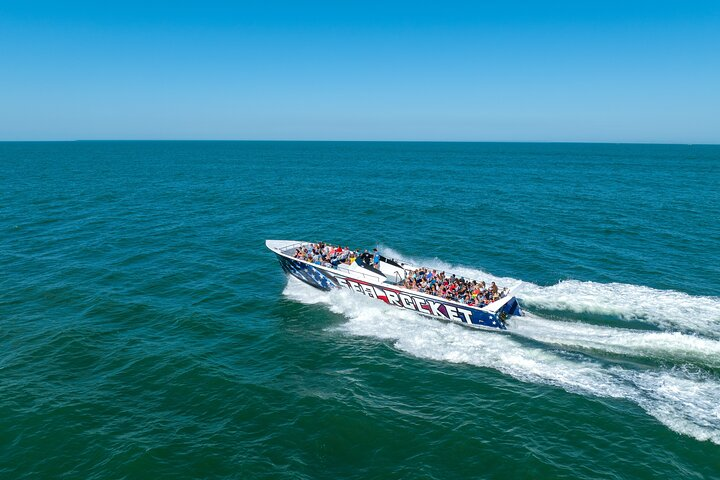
[266,240,522,330]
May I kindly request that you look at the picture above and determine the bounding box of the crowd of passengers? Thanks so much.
[293,242,362,268]
[403,268,503,306]
[293,242,505,307]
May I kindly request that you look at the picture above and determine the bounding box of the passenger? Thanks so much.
[373,248,380,268]
[490,282,499,300]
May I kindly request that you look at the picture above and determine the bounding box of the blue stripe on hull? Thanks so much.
[274,253,513,330]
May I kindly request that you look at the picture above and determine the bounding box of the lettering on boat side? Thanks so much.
[384,290,401,306]
[446,305,460,322]
[457,307,473,323]
[412,296,427,311]
[427,300,443,317]
[400,293,415,310]
[337,277,475,324]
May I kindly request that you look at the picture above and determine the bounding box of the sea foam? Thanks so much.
[379,247,720,338]
[513,314,720,369]
[283,277,720,445]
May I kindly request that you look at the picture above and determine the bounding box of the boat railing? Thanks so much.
[275,241,309,255]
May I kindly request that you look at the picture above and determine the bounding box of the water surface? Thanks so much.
[1,141,719,479]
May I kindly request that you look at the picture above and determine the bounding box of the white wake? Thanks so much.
[379,247,720,338]
[283,277,720,445]
[512,314,720,369]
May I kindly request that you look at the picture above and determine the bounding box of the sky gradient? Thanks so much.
[1,1,719,143]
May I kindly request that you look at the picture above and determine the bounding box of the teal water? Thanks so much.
[1,141,719,479]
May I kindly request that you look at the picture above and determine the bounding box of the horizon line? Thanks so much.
[0,139,718,146]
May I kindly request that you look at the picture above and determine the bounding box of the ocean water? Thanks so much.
[1,141,719,479]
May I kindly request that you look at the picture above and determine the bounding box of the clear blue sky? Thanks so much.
[1,1,719,142]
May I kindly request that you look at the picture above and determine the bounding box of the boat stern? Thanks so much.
[497,296,522,321]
